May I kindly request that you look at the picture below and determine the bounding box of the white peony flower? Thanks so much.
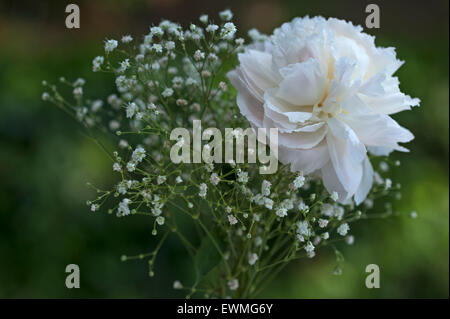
[228,16,419,204]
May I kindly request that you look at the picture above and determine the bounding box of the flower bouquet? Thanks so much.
[42,9,419,298]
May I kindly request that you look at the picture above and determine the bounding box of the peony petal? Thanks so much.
[276,59,327,106]
[366,92,420,115]
[359,72,386,97]
[367,145,408,156]
[326,118,366,195]
[339,112,414,152]
[238,49,280,95]
[320,161,350,201]
[263,89,313,124]
[354,156,374,205]
[363,76,420,114]
[278,141,329,174]
[333,35,370,80]
[227,70,264,127]
[276,122,327,149]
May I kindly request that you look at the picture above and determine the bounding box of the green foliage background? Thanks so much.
[0,0,448,298]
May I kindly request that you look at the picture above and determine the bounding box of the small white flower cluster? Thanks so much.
[293,174,305,189]
[117,198,131,217]
[127,146,146,172]
[104,39,118,52]
[198,183,208,198]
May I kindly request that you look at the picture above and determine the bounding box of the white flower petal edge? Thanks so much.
[228,16,419,205]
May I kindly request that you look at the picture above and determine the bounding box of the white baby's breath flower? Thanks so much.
[331,191,339,202]
[364,198,374,209]
[198,183,207,198]
[162,88,174,97]
[118,198,131,216]
[345,235,355,245]
[293,175,305,189]
[126,162,136,172]
[248,28,266,42]
[119,139,128,149]
[227,279,239,291]
[74,78,85,87]
[157,175,166,185]
[227,214,238,225]
[199,14,208,24]
[91,100,103,112]
[156,216,165,225]
[194,50,205,61]
[113,162,122,172]
[186,77,197,86]
[379,161,389,172]
[318,218,329,228]
[219,9,233,21]
[73,87,83,97]
[165,41,175,50]
[119,59,131,72]
[298,201,309,212]
[150,26,164,37]
[201,70,211,78]
[385,178,392,190]
[235,38,244,46]
[104,39,118,52]
[275,207,287,218]
[219,81,227,90]
[228,16,419,205]
[176,99,188,106]
[152,43,163,53]
[126,102,138,118]
[206,24,219,33]
[173,280,183,289]
[337,223,350,236]
[297,220,311,237]
[205,163,214,172]
[131,146,146,163]
[92,56,104,71]
[261,180,271,196]
[264,198,274,210]
[304,241,315,254]
[121,35,133,43]
[221,22,237,40]
[210,173,220,185]
[248,253,258,265]
[41,92,50,101]
[237,170,248,184]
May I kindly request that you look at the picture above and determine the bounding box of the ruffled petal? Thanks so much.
[227,70,265,127]
[278,141,329,174]
[340,112,414,152]
[276,59,327,106]
[326,118,366,195]
[354,156,374,205]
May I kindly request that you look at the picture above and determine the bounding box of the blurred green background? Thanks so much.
[0,0,448,298]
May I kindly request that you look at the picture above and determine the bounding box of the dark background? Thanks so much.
[0,0,448,298]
